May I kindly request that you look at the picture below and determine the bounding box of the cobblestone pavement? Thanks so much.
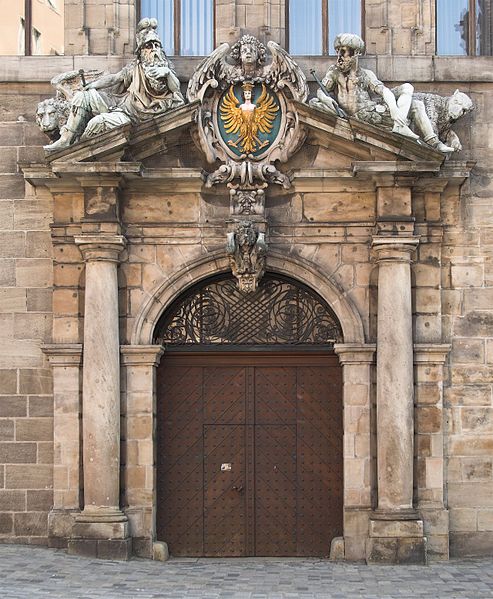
[1,545,493,599]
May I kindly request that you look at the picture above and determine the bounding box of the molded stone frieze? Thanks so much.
[226,221,267,293]
[309,33,473,154]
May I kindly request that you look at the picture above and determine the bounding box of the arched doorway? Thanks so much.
[154,273,344,557]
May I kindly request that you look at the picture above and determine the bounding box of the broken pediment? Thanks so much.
[24,99,466,195]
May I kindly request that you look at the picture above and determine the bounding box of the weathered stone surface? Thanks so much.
[0,420,14,441]
[0,513,13,534]
[5,465,53,490]
[0,396,27,417]
[16,418,53,442]
[450,532,493,557]
[0,443,37,463]
[14,512,48,536]
[19,370,53,395]
[0,490,26,511]
[366,537,427,564]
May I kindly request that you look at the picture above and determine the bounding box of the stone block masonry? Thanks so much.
[0,85,54,547]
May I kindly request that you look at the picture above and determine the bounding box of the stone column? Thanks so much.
[70,234,130,560]
[334,343,376,562]
[42,344,82,548]
[367,237,426,564]
[120,345,165,560]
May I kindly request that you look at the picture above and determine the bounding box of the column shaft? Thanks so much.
[82,257,121,509]
[374,240,418,512]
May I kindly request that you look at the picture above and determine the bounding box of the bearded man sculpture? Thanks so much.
[44,18,185,152]
[310,33,472,153]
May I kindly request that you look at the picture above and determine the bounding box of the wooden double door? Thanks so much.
[156,352,343,557]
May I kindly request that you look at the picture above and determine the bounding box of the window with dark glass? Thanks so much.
[1,0,64,55]
[437,0,493,55]
[287,0,362,55]
[140,0,214,56]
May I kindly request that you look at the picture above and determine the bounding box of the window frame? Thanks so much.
[138,0,216,56]
[24,0,32,55]
[436,0,491,56]
[285,0,365,55]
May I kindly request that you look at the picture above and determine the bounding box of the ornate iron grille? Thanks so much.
[154,274,343,347]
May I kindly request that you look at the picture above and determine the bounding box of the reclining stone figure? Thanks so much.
[310,33,472,153]
[44,18,184,152]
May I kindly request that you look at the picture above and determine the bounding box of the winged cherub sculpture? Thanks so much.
[220,82,278,155]
[187,35,308,104]
[187,35,308,187]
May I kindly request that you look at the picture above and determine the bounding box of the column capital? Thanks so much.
[372,236,419,263]
[75,234,126,262]
[120,345,165,367]
[42,343,83,366]
[334,343,376,364]
[413,343,451,365]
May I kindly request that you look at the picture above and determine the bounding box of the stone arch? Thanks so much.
[131,250,365,345]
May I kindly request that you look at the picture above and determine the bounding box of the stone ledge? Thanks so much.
[3,56,493,83]
[366,536,427,564]
[68,538,132,560]
[369,518,424,538]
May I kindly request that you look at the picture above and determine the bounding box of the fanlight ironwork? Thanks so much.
[154,274,343,347]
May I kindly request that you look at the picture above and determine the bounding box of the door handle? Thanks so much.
[232,484,244,494]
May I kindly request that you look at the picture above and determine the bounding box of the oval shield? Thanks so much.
[217,82,282,159]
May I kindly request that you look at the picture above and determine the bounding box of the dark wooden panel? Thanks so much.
[156,364,204,556]
[157,353,343,558]
[204,366,246,425]
[204,424,247,556]
[254,424,297,556]
[254,366,297,425]
[297,365,343,557]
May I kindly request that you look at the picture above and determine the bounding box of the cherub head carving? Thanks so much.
[230,35,267,69]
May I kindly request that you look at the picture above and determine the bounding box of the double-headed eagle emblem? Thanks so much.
[220,82,279,155]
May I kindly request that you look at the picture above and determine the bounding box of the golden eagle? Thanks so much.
[220,83,278,155]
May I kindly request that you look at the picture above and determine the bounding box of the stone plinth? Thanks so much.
[367,511,427,564]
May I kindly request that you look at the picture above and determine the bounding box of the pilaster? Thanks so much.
[42,344,83,548]
[414,343,451,561]
[334,343,376,561]
[120,345,165,559]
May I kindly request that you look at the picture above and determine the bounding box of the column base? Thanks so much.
[366,511,427,564]
[68,508,132,560]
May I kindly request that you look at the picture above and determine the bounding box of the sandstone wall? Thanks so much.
[0,82,54,545]
[0,0,492,558]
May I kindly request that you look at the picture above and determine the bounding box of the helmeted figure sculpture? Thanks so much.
[310,33,472,153]
[43,18,184,152]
